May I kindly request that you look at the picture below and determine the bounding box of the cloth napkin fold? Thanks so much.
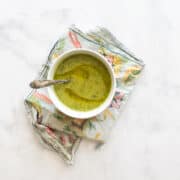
[25,26,144,164]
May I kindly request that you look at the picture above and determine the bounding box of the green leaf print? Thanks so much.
[132,69,141,75]
[53,113,63,121]
[124,74,134,83]
[63,125,71,132]
[55,38,65,51]
[88,121,96,130]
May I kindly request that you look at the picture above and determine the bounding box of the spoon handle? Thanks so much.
[29,79,69,89]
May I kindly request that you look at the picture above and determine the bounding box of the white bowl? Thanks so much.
[47,48,116,119]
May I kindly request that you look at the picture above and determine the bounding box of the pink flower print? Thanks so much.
[68,31,81,48]
[60,135,66,145]
[107,55,114,65]
[34,92,53,104]
[111,101,120,108]
[68,134,75,144]
[110,92,124,109]
[46,126,56,138]
[115,93,124,100]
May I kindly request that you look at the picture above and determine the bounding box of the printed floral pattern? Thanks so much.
[123,65,142,84]
[25,26,144,164]
[110,91,124,109]
[68,31,81,48]
[98,47,124,76]
[50,38,65,60]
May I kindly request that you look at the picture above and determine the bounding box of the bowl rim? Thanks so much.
[47,48,116,119]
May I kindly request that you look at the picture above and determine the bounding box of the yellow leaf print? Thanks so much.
[102,109,114,120]
[112,55,122,66]
[95,133,101,140]
[99,48,122,73]
[123,65,142,83]
[114,65,121,75]
[98,47,106,55]
[98,47,123,66]
[51,53,59,59]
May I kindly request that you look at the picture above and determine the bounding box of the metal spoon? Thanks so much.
[29,79,70,89]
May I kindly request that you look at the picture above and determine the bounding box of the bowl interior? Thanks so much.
[47,49,116,119]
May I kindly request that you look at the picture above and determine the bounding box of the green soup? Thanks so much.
[53,54,111,111]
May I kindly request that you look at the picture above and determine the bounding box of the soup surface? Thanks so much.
[53,54,111,111]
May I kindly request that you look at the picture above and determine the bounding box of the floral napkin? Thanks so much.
[25,26,144,164]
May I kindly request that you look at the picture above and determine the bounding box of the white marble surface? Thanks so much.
[0,1,180,179]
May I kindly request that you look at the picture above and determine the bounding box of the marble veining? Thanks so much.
[0,1,180,180]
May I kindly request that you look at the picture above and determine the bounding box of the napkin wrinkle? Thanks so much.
[25,26,144,164]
